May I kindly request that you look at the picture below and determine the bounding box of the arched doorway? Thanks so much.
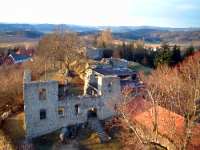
[87,108,97,118]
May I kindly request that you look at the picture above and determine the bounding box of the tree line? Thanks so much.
[94,29,197,68]
[101,42,196,68]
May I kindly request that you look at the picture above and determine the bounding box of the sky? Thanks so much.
[0,0,199,27]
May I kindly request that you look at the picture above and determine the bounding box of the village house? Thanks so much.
[127,97,200,150]
[4,52,32,65]
[1,47,34,65]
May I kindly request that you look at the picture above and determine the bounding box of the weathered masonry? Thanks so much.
[24,58,141,139]
[23,70,121,139]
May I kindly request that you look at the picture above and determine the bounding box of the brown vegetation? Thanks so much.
[96,29,113,48]
[144,52,200,149]
[118,51,200,149]
[0,56,49,115]
[38,30,88,78]
[0,66,23,114]
[0,130,15,150]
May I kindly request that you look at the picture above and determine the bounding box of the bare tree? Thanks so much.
[117,52,200,149]
[0,66,23,110]
[38,29,83,69]
[144,52,200,149]
[96,29,113,48]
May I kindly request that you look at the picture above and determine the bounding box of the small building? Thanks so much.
[5,53,32,65]
[127,97,200,150]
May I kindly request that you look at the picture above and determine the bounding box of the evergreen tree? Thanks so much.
[171,45,182,66]
[184,45,194,58]
[154,47,173,67]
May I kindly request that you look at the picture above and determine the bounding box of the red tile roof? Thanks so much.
[127,97,200,149]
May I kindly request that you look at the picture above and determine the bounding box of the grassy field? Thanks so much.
[0,40,38,48]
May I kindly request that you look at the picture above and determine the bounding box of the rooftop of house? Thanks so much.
[9,53,31,63]
[127,97,200,149]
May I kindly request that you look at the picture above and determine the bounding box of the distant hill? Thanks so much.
[0,30,43,43]
[0,23,99,33]
[0,30,43,38]
[0,23,200,43]
[113,30,200,43]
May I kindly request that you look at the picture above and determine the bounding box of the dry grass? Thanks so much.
[0,66,23,115]
[80,133,121,150]
[0,130,15,150]
[0,41,38,48]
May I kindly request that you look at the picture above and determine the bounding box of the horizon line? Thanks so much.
[0,22,200,29]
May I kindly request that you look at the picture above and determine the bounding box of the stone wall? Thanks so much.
[24,71,121,139]
[24,80,59,139]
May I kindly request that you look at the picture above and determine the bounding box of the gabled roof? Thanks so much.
[127,97,200,149]
[9,53,31,64]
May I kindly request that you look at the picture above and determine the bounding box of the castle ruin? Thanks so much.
[23,58,140,140]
